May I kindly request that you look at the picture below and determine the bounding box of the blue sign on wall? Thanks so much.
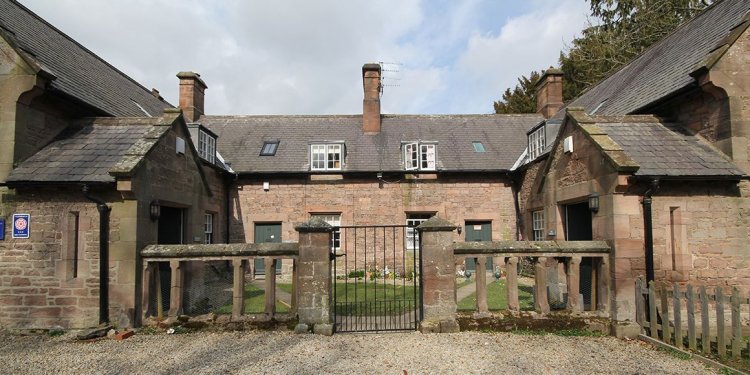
[0,218,5,240]
[12,214,30,239]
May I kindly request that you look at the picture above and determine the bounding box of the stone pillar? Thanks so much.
[294,218,333,335]
[232,259,246,319]
[506,257,519,312]
[534,257,550,314]
[418,216,459,333]
[566,256,581,313]
[141,262,154,320]
[265,258,277,316]
[168,260,184,317]
[475,257,489,316]
[597,256,610,312]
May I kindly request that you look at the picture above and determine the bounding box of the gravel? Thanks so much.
[0,330,718,374]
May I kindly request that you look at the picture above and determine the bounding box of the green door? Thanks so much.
[464,221,492,273]
[254,223,282,275]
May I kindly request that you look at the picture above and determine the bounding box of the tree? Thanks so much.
[493,0,712,109]
[560,0,711,100]
[493,71,540,114]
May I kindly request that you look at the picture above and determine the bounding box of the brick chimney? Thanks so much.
[362,63,382,133]
[535,68,564,119]
[177,71,208,122]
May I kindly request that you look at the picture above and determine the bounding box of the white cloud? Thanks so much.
[20,0,588,115]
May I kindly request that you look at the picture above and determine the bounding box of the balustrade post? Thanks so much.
[596,256,609,312]
[265,258,277,316]
[566,256,581,313]
[141,261,154,321]
[506,257,519,312]
[232,259,246,319]
[475,257,489,315]
[168,260,184,317]
[534,257,550,314]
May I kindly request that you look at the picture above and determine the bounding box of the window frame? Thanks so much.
[532,210,544,241]
[310,143,344,171]
[260,141,279,156]
[311,213,341,251]
[403,142,437,171]
[406,213,433,250]
[198,129,216,164]
[472,141,486,153]
[204,213,214,244]
[528,126,546,160]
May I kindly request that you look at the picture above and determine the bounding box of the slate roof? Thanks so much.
[574,113,744,178]
[565,0,750,116]
[201,114,544,173]
[6,117,168,183]
[0,0,172,117]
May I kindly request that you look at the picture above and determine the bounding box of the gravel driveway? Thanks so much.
[0,330,717,374]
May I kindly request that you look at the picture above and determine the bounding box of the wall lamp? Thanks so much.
[588,192,599,213]
[149,200,161,221]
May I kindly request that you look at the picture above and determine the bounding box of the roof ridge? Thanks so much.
[8,0,171,109]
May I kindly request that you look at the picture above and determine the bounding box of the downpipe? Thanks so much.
[642,179,659,284]
[83,185,111,325]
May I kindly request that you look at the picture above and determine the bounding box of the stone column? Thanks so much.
[418,216,459,333]
[168,260,184,317]
[232,259,246,319]
[506,257,519,312]
[534,257,550,314]
[141,262,154,320]
[294,218,333,335]
[475,257,489,316]
[566,256,581,313]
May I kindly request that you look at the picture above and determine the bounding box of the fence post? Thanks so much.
[732,287,741,359]
[232,259,246,319]
[687,284,696,351]
[534,257,550,314]
[648,281,658,339]
[673,283,682,349]
[660,282,671,345]
[417,216,459,333]
[265,258,277,316]
[506,257,519,312]
[717,286,726,357]
[294,218,334,335]
[700,286,710,355]
[566,256,581,313]
[475,257,489,316]
[635,278,645,332]
[168,260,184,317]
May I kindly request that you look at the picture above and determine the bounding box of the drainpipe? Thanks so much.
[224,172,237,244]
[83,185,111,324]
[506,172,524,241]
[642,179,659,284]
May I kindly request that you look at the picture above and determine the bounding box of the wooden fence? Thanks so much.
[636,278,750,358]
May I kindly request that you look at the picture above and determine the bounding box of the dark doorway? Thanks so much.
[563,202,595,309]
[464,221,492,273]
[153,206,184,316]
[158,206,184,245]
[254,223,282,276]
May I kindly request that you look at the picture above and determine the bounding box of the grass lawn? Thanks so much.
[214,283,290,314]
[332,281,418,316]
[457,280,535,311]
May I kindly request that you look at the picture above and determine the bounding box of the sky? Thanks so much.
[21,0,590,115]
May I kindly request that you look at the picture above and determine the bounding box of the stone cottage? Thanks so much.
[0,0,748,331]
[516,0,750,328]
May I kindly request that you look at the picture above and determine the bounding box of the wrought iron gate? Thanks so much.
[331,225,422,333]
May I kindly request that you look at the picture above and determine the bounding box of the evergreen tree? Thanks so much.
[493,71,540,114]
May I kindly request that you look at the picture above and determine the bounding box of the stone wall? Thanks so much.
[229,174,515,246]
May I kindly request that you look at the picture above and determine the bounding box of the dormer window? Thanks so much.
[404,142,437,171]
[198,129,216,164]
[311,143,343,171]
[528,126,545,160]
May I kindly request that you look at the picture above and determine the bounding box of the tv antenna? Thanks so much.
[379,61,402,97]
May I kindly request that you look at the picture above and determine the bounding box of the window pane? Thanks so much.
[472,142,485,152]
[312,214,341,251]
[421,144,435,170]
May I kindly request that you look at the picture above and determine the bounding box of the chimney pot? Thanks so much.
[535,68,564,119]
[362,63,382,133]
[177,71,208,122]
